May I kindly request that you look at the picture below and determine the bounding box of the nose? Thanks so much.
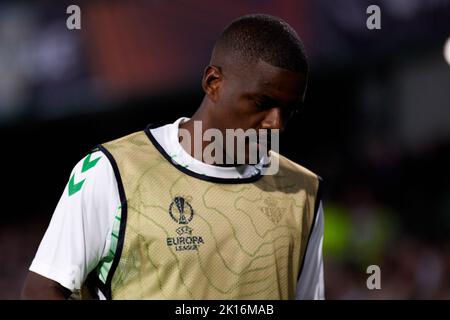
[261,107,283,131]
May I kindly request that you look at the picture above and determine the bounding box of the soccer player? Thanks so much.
[22,14,324,300]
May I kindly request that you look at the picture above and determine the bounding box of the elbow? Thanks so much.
[21,271,71,300]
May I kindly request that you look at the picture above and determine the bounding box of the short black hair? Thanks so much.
[214,14,308,74]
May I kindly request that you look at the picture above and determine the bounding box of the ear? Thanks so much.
[202,65,222,103]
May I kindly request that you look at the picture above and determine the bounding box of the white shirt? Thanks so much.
[29,117,325,299]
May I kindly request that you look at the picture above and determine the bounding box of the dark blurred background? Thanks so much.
[1,0,449,299]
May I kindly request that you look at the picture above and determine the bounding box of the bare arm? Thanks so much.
[21,271,72,300]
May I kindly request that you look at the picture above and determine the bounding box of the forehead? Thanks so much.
[233,59,307,103]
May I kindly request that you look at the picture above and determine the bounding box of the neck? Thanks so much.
[178,99,233,166]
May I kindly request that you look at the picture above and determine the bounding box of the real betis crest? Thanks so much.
[259,196,288,224]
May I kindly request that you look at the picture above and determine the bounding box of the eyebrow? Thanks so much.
[252,94,300,110]
[251,94,280,104]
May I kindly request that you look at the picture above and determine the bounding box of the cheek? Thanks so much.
[216,89,266,128]
[217,86,238,111]
[218,92,244,116]
[232,99,267,126]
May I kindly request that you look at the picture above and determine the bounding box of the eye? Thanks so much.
[254,100,270,110]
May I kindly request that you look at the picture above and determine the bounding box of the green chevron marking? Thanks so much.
[82,154,101,173]
[68,173,85,196]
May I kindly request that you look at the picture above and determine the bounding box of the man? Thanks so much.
[22,14,324,300]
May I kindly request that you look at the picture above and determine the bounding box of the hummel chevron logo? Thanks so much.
[68,174,85,196]
[68,154,101,196]
[82,153,101,172]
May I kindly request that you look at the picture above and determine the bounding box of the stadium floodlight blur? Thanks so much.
[444,37,450,65]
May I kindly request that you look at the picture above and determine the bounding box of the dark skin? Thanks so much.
[179,53,307,164]
[21,272,72,299]
[21,51,307,300]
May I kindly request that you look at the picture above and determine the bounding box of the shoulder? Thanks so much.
[68,150,113,196]
[278,153,320,180]
[101,130,149,149]
[275,152,322,184]
[64,149,117,202]
[264,151,323,199]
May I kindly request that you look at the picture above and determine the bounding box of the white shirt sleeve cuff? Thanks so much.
[29,260,79,292]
